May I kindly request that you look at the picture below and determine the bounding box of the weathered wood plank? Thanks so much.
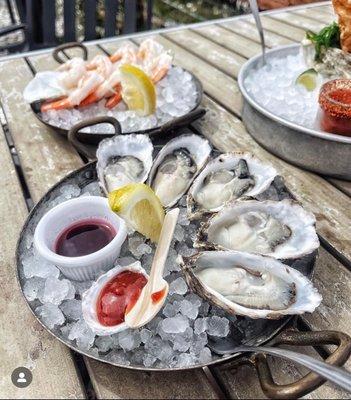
[194,24,261,59]
[220,18,294,48]
[291,8,336,24]
[327,179,351,197]
[270,11,326,32]
[164,29,245,78]
[86,360,219,399]
[0,125,85,398]
[259,15,306,42]
[0,59,82,203]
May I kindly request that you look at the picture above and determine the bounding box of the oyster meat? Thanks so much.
[196,199,319,260]
[180,251,322,319]
[148,134,211,207]
[97,134,153,195]
[187,153,277,218]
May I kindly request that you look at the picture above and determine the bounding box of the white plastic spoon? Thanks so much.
[125,208,180,329]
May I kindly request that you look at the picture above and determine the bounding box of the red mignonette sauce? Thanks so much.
[55,218,116,257]
[319,79,351,137]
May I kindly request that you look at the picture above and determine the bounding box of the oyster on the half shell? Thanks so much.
[196,199,319,260]
[97,134,153,195]
[179,251,322,319]
[187,152,277,219]
[82,261,149,336]
[148,134,211,208]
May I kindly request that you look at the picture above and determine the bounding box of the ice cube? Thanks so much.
[180,299,199,319]
[175,353,196,367]
[206,316,230,337]
[140,328,153,344]
[41,277,75,305]
[23,277,45,302]
[117,329,141,352]
[36,303,65,329]
[68,319,96,350]
[95,335,116,353]
[22,253,60,279]
[160,314,189,334]
[169,277,188,295]
[60,299,82,321]
[198,347,212,363]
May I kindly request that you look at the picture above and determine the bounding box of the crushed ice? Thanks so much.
[41,66,198,134]
[19,179,242,369]
[244,51,327,129]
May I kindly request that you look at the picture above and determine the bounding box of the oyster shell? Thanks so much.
[187,152,277,219]
[196,199,319,260]
[82,261,149,336]
[148,134,211,207]
[97,134,153,195]
[180,250,322,319]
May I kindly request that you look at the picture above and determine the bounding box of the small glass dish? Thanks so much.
[319,79,351,137]
[34,196,127,281]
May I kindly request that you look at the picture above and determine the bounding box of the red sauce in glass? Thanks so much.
[55,218,116,257]
[97,271,147,326]
[319,79,351,137]
[151,288,167,304]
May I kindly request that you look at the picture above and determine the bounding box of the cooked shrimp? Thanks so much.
[80,69,122,106]
[41,72,104,111]
[86,55,113,79]
[137,38,165,62]
[110,43,137,64]
[57,57,87,89]
[105,87,122,109]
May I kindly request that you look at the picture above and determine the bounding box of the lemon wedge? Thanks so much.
[119,64,156,116]
[295,68,318,91]
[108,183,164,242]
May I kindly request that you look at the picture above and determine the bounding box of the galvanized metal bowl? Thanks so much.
[238,44,351,180]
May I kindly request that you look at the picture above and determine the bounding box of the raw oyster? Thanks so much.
[148,134,211,207]
[196,200,319,260]
[82,262,149,336]
[180,251,322,319]
[187,152,277,218]
[97,134,153,195]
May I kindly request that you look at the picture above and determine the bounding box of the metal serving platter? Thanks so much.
[15,159,316,372]
[238,44,351,181]
[30,70,205,145]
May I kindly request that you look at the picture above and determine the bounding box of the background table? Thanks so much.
[0,1,350,398]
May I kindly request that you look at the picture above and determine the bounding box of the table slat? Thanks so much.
[291,8,336,24]
[0,125,85,398]
[86,360,219,399]
[194,24,261,59]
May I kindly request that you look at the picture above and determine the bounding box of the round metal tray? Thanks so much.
[16,162,315,372]
[238,44,351,180]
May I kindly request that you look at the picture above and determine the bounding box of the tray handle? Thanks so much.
[255,329,351,399]
[68,116,122,160]
[158,108,206,135]
[53,42,88,64]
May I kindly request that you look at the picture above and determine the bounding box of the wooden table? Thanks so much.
[0,1,350,398]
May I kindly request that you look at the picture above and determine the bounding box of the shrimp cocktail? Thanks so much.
[23,39,199,134]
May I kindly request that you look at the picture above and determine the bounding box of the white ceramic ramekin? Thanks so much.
[34,196,127,281]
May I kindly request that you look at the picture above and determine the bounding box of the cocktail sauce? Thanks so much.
[97,271,147,326]
[319,79,351,136]
[151,288,167,304]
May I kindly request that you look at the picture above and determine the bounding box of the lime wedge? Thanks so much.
[295,68,318,91]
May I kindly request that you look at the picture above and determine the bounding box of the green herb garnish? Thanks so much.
[306,22,341,62]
